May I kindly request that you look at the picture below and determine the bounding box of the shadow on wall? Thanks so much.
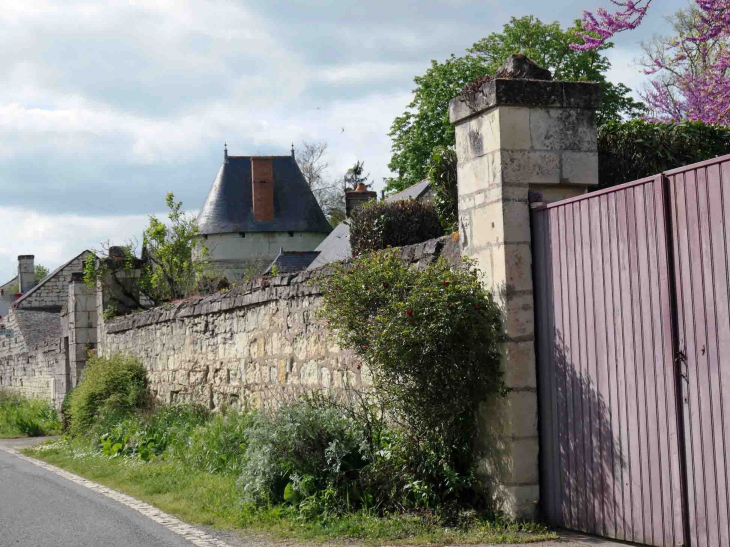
[549,330,628,538]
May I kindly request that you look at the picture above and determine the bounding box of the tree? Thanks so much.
[574,0,730,125]
[295,140,348,226]
[34,265,49,282]
[343,160,370,189]
[85,193,208,309]
[385,16,644,194]
[141,193,208,302]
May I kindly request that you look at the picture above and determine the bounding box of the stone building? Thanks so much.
[196,148,333,279]
[0,251,92,406]
[0,275,19,318]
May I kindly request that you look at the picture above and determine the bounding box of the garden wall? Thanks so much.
[98,236,458,410]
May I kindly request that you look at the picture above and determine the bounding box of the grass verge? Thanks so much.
[24,440,557,545]
[0,390,61,438]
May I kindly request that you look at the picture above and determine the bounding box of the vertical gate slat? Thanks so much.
[703,163,730,547]
[653,175,683,547]
[558,205,574,529]
[589,196,609,537]
[695,166,722,547]
[601,193,622,540]
[579,200,598,534]
[713,161,730,545]
[671,171,700,547]
[685,168,711,547]
[613,190,633,542]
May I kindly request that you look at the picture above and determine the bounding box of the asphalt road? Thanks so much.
[0,440,199,547]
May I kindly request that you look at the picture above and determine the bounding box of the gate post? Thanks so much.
[449,60,600,518]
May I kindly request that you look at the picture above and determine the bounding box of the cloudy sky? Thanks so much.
[0,0,688,282]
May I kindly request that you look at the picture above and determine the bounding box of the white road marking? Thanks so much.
[0,445,234,547]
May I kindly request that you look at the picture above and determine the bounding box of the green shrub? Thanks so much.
[349,199,443,256]
[0,390,61,438]
[68,354,148,436]
[427,146,458,233]
[317,250,504,501]
[598,120,730,188]
[238,397,367,506]
[166,408,251,474]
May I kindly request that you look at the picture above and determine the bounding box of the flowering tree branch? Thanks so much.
[573,0,730,125]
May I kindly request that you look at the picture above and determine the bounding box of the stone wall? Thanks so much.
[16,253,89,309]
[98,237,456,410]
[0,308,66,404]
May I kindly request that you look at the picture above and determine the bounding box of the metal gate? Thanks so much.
[532,154,730,547]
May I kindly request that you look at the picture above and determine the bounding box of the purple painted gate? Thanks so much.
[532,154,730,547]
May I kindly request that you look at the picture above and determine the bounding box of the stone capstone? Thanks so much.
[495,54,552,81]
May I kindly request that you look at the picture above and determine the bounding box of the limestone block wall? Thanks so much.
[17,253,89,309]
[98,237,455,410]
[0,310,65,403]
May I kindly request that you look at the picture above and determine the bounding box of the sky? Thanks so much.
[0,0,689,283]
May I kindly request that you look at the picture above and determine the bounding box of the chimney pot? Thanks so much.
[345,186,377,218]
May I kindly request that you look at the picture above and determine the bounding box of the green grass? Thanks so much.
[0,390,61,438]
[25,441,557,545]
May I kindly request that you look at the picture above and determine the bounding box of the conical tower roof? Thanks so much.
[197,155,332,236]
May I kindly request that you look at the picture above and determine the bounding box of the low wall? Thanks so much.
[99,237,456,410]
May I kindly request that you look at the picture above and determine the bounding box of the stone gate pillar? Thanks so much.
[449,57,600,518]
[67,272,98,388]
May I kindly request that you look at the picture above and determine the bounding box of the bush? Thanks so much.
[317,250,504,505]
[598,120,730,188]
[427,146,458,233]
[0,390,61,438]
[68,354,148,436]
[349,199,444,256]
[239,397,367,506]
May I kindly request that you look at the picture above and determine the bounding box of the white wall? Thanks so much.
[200,232,327,278]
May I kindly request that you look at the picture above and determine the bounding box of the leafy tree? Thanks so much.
[34,265,49,282]
[574,0,730,124]
[385,16,644,194]
[141,193,208,302]
[85,193,208,309]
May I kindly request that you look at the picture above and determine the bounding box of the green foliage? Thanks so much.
[102,305,116,320]
[68,354,148,436]
[142,193,208,302]
[0,390,61,438]
[427,146,458,232]
[598,120,730,188]
[239,397,367,506]
[34,264,49,282]
[84,194,208,307]
[386,16,645,193]
[317,250,505,502]
[349,200,443,256]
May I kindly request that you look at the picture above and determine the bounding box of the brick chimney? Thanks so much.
[18,255,36,293]
[251,157,275,222]
[345,183,377,217]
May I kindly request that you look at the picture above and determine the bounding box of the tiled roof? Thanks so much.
[13,309,61,349]
[306,221,352,270]
[385,179,431,203]
[197,156,333,236]
[0,276,18,291]
[264,249,321,275]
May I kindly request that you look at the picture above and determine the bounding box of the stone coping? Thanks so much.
[449,79,601,125]
[105,236,457,334]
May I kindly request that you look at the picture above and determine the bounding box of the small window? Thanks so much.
[288,231,294,237]
[239,232,245,238]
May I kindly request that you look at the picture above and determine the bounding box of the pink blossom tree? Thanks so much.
[573,0,730,125]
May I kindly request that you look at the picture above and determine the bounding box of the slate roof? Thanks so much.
[0,276,18,291]
[14,250,90,308]
[306,222,352,271]
[264,249,321,275]
[13,309,61,349]
[385,179,431,203]
[197,156,333,236]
